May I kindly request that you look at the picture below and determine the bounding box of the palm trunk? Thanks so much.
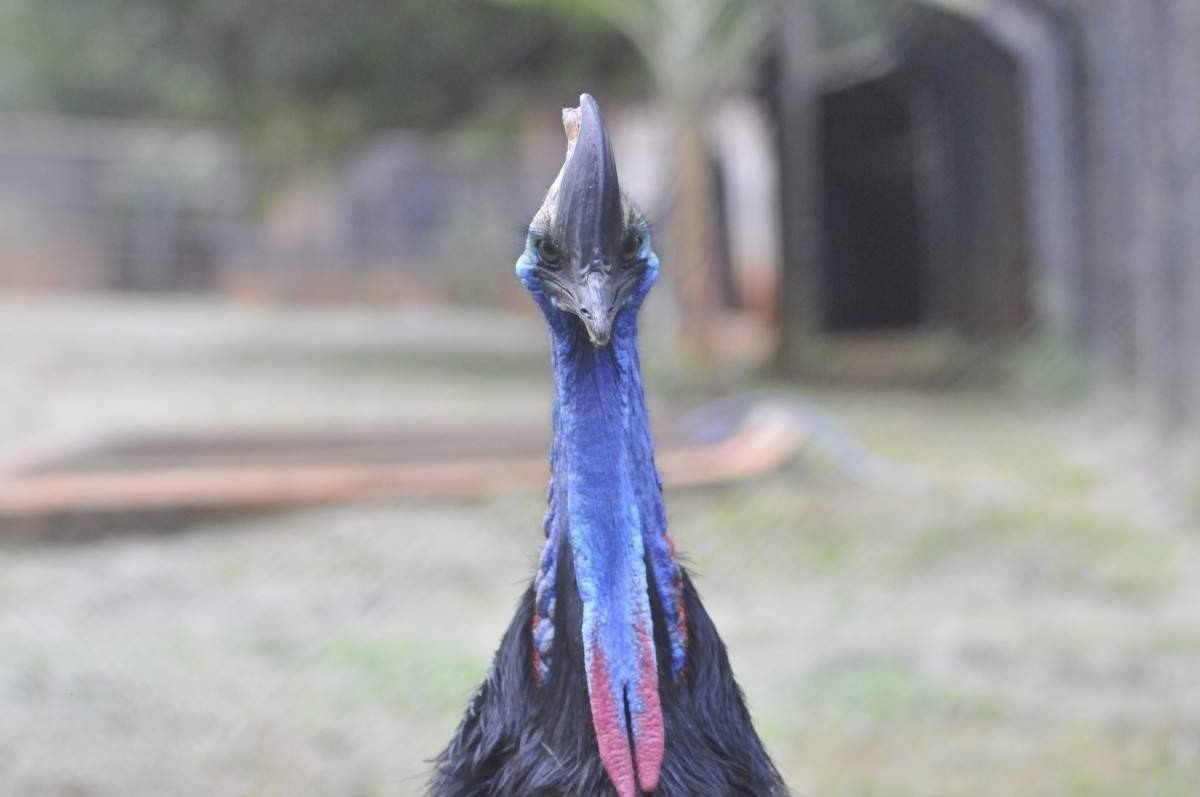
[671,116,721,363]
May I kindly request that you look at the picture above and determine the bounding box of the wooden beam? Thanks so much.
[0,405,805,527]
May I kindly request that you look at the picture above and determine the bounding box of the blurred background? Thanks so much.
[2,0,1199,794]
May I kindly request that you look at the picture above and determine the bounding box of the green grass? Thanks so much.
[894,504,1180,597]
[803,662,1004,724]
[318,635,486,715]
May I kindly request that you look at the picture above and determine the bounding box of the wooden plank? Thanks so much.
[0,405,805,526]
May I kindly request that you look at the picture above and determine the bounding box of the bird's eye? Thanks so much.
[620,234,643,264]
[536,238,562,267]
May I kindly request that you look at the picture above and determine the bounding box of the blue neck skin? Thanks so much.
[519,238,687,794]
[518,245,686,685]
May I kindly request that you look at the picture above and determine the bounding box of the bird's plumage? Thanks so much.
[432,542,787,796]
[431,94,786,797]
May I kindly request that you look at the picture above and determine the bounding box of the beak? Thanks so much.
[576,269,615,346]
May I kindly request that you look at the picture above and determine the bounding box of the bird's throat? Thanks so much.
[531,322,684,797]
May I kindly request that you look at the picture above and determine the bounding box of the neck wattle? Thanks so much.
[530,320,687,797]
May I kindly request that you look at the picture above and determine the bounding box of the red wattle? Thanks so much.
[633,622,665,792]
[587,645,637,797]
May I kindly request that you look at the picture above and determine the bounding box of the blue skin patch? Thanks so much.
[519,231,688,686]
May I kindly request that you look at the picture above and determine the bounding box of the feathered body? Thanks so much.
[431,95,786,797]
[431,551,785,795]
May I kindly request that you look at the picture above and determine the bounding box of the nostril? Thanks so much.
[579,307,592,318]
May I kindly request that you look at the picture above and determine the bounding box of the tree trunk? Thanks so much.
[771,3,824,373]
[994,0,1085,342]
[1072,0,1142,378]
[1164,0,1200,427]
[671,116,721,363]
[1127,1,1175,426]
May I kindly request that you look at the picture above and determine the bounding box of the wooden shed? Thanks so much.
[771,0,1082,367]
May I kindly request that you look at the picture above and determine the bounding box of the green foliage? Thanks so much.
[810,0,899,47]
[0,0,645,164]
[499,0,772,107]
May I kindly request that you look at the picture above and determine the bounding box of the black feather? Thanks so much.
[430,539,789,796]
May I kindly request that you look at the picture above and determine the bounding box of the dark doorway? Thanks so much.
[818,71,922,332]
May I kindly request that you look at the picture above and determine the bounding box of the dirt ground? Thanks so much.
[2,297,1199,796]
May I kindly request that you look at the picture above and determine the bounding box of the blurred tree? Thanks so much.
[810,0,899,46]
[0,0,645,169]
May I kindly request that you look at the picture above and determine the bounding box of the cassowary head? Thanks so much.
[518,94,657,347]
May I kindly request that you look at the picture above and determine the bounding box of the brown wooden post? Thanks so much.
[672,115,722,363]
[772,2,825,373]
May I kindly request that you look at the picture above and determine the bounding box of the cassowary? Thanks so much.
[432,94,787,797]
